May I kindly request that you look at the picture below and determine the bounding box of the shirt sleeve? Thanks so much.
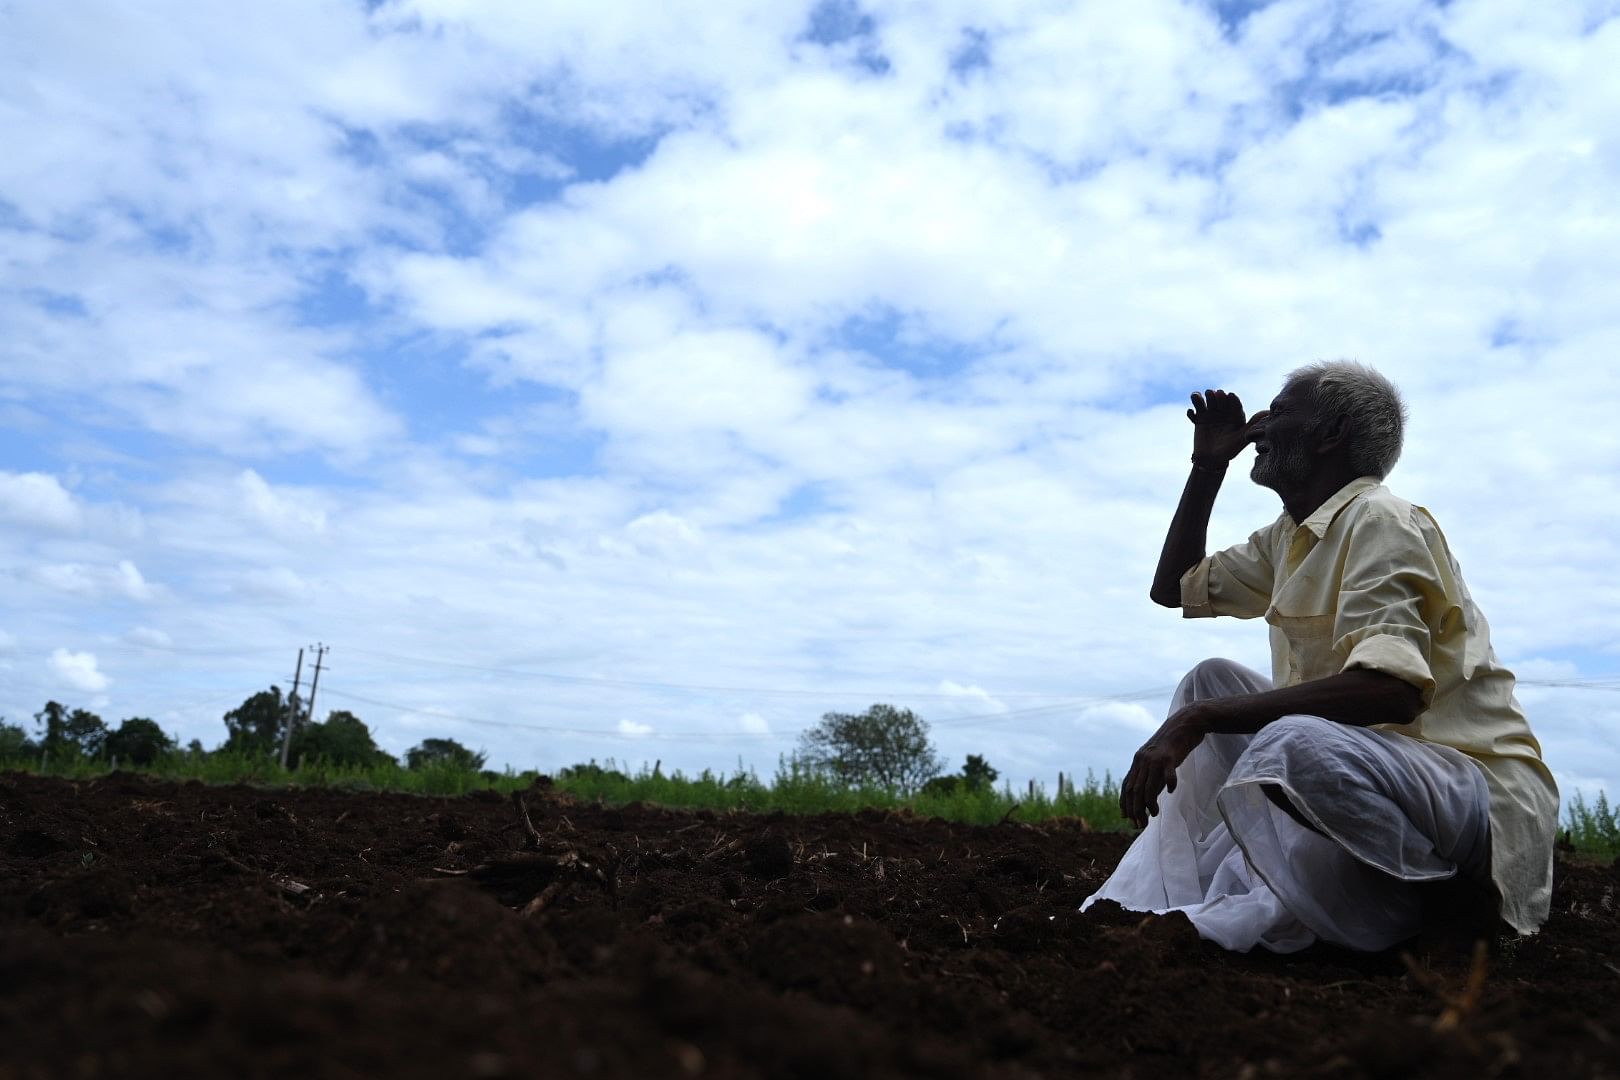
[1333,507,1454,705]
[1180,521,1279,620]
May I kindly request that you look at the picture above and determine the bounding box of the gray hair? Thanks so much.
[1285,360,1408,478]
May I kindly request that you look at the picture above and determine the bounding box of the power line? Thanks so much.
[1519,679,1620,691]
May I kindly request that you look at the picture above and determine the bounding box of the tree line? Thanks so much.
[0,687,485,773]
[1,690,997,795]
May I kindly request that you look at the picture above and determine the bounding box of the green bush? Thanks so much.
[1563,790,1620,857]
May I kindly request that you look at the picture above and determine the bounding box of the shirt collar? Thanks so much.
[1295,476,1382,538]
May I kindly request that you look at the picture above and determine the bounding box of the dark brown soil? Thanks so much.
[2,771,1616,1079]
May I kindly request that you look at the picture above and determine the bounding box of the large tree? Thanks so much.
[35,702,108,760]
[405,738,486,771]
[289,710,393,769]
[0,720,39,760]
[796,703,943,795]
[104,717,176,766]
[222,687,290,755]
[961,753,999,790]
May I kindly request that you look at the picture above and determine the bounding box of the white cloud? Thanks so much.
[234,567,311,601]
[50,649,109,693]
[116,561,154,601]
[27,560,155,601]
[740,711,771,734]
[1074,701,1161,737]
[32,564,97,595]
[624,511,703,555]
[237,470,328,535]
[0,471,82,532]
[935,680,1007,716]
[125,626,173,648]
[617,719,655,737]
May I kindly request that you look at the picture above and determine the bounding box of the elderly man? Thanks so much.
[1082,362,1558,952]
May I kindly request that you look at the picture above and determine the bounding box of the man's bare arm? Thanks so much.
[1149,390,1266,608]
[1120,669,1424,827]
[1149,463,1227,607]
[1190,668,1423,733]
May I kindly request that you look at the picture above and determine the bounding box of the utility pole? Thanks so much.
[279,647,305,769]
[305,643,328,734]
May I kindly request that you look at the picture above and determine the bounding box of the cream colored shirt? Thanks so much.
[1180,476,1558,935]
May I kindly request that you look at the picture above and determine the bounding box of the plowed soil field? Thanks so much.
[3,771,1617,1079]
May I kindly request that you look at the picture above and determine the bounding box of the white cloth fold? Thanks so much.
[1081,657,1491,953]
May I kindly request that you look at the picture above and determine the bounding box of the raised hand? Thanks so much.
[1188,389,1266,464]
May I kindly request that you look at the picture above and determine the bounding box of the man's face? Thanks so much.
[1250,380,1318,493]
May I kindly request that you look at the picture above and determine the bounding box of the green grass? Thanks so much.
[0,750,1129,829]
[554,757,1128,827]
[10,748,1615,856]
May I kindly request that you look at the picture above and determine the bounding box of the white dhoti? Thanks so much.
[1081,658,1492,953]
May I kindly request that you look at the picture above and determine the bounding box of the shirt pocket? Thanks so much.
[1264,607,1340,683]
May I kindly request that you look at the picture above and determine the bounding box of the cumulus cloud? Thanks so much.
[234,567,311,601]
[31,564,97,596]
[50,649,109,693]
[740,711,771,734]
[125,626,173,648]
[0,472,82,532]
[27,560,155,601]
[936,680,1007,716]
[624,511,703,554]
[1074,701,1161,737]
[116,561,154,601]
[617,719,655,737]
[237,469,328,535]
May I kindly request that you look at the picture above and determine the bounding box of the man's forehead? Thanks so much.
[1271,379,1314,410]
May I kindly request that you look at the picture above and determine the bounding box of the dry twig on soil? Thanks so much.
[512,793,543,850]
[520,880,569,917]
[1401,940,1491,1032]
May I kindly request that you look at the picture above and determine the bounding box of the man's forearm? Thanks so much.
[1149,462,1226,607]
[1186,669,1425,735]
[1120,667,1420,829]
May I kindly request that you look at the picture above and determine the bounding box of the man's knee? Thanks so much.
[1178,657,1271,703]
[1248,715,1335,766]
[1188,657,1250,681]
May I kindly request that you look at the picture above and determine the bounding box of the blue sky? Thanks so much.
[4,0,1620,802]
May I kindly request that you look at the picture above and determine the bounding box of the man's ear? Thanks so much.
[1315,414,1351,455]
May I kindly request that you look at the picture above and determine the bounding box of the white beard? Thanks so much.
[1250,439,1313,493]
